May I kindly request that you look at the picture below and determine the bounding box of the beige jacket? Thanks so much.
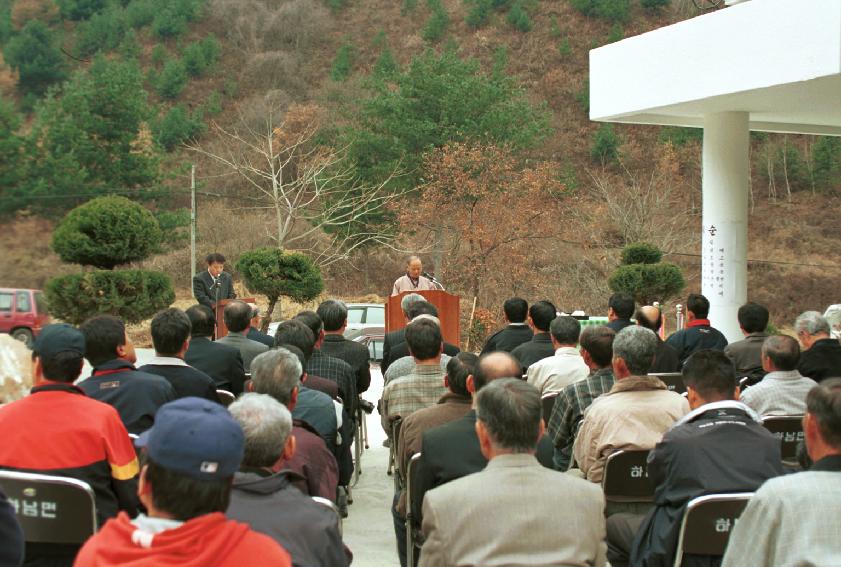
[573,375,689,483]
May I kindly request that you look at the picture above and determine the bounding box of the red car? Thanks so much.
[0,288,50,346]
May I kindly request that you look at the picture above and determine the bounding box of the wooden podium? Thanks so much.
[214,298,255,339]
[386,290,460,347]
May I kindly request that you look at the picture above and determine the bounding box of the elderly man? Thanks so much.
[227,393,348,567]
[574,326,689,483]
[722,379,841,566]
[217,301,269,372]
[724,302,770,383]
[666,293,728,365]
[636,305,680,374]
[795,310,841,382]
[419,379,607,567]
[741,335,818,416]
[250,349,339,502]
[392,255,437,295]
[526,315,589,397]
[481,297,533,354]
[318,299,372,394]
[608,350,783,566]
[75,397,290,566]
[511,300,558,373]
[607,293,635,333]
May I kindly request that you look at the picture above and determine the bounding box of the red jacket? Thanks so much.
[74,512,291,567]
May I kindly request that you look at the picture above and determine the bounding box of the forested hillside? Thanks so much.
[2,0,840,333]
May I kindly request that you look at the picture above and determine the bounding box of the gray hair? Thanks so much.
[613,326,658,375]
[410,313,440,327]
[475,378,542,453]
[550,316,581,345]
[401,293,424,315]
[250,348,301,406]
[795,311,830,336]
[229,393,292,468]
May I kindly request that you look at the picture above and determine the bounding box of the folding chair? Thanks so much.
[649,372,686,395]
[761,415,804,468]
[0,471,97,545]
[216,390,235,407]
[405,453,424,567]
[390,417,404,489]
[312,496,343,537]
[541,393,559,425]
[673,492,753,567]
[602,449,655,503]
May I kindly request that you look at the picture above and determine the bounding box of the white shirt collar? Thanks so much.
[673,400,760,428]
[145,356,190,367]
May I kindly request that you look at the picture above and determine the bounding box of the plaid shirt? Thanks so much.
[546,367,614,470]
[381,364,446,433]
[306,350,357,413]
[740,370,818,416]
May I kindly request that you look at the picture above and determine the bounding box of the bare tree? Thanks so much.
[190,103,406,267]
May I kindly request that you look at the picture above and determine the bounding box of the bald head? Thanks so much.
[636,306,662,333]
[473,352,522,392]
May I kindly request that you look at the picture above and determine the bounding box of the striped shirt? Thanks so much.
[381,364,446,432]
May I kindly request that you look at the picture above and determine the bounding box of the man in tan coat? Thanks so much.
[573,326,689,484]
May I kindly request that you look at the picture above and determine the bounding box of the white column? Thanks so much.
[701,112,749,343]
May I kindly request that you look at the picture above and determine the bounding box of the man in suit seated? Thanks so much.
[318,299,372,394]
[217,300,269,373]
[666,293,728,366]
[79,314,176,434]
[722,379,841,566]
[382,293,424,375]
[227,393,348,567]
[636,305,680,374]
[295,310,357,415]
[246,306,275,348]
[139,308,219,402]
[724,302,770,384]
[192,252,236,310]
[741,335,818,416]
[795,310,841,383]
[481,297,532,354]
[526,315,589,397]
[608,350,783,566]
[184,305,247,395]
[383,301,460,379]
[419,378,607,567]
[511,300,558,374]
[607,292,635,333]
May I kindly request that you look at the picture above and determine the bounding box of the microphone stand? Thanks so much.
[213,276,221,339]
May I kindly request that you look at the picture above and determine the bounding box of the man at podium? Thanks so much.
[193,252,237,309]
[392,255,437,296]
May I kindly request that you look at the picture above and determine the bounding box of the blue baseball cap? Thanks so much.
[136,397,244,480]
[33,324,85,360]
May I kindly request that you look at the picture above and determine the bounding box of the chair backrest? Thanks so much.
[216,389,236,407]
[761,415,804,461]
[602,449,654,503]
[311,496,343,537]
[406,452,424,567]
[673,492,753,566]
[541,393,558,424]
[649,372,686,394]
[0,470,97,544]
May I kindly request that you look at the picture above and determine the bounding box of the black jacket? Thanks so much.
[0,489,23,567]
[192,270,236,309]
[631,403,783,567]
[184,336,247,395]
[228,469,348,567]
[798,338,841,383]
[650,338,681,374]
[665,321,728,366]
[79,359,176,435]
[412,410,555,524]
[381,328,406,375]
[138,361,220,403]
[607,319,634,333]
[247,326,275,348]
[321,334,372,393]
[481,323,533,354]
[511,332,555,373]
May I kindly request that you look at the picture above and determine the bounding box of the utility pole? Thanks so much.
[190,164,197,293]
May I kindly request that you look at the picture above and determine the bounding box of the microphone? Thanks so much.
[422,271,439,283]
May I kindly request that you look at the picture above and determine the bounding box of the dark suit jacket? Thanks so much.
[304,373,340,399]
[631,403,783,567]
[511,332,555,373]
[138,361,220,403]
[412,410,555,525]
[650,337,681,374]
[607,319,633,333]
[798,338,841,383]
[481,324,533,354]
[321,334,372,393]
[192,270,236,309]
[247,326,275,348]
[184,336,247,395]
[381,328,406,375]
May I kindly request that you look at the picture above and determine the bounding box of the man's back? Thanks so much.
[631,402,783,566]
[740,370,818,416]
[650,339,681,374]
[79,359,176,435]
[321,334,372,393]
[228,471,347,567]
[384,355,450,386]
[274,421,339,502]
[292,386,338,447]
[666,323,728,365]
[381,328,406,374]
[481,324,533,354]
[184,337,247,395]
[574,376,689,483]
[382,365,447,427]
[139,359,219,402]
[216,332,269,372]
[247,327,275,348]
[511,332,555,373]
[526,347,589,396]
[420,454,607,567]
[74,511,290,567]
[798,338,841,383]
[724,332,767,377]
[307,351,357,411]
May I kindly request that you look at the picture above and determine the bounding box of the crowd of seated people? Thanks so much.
[1,291,841,567]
